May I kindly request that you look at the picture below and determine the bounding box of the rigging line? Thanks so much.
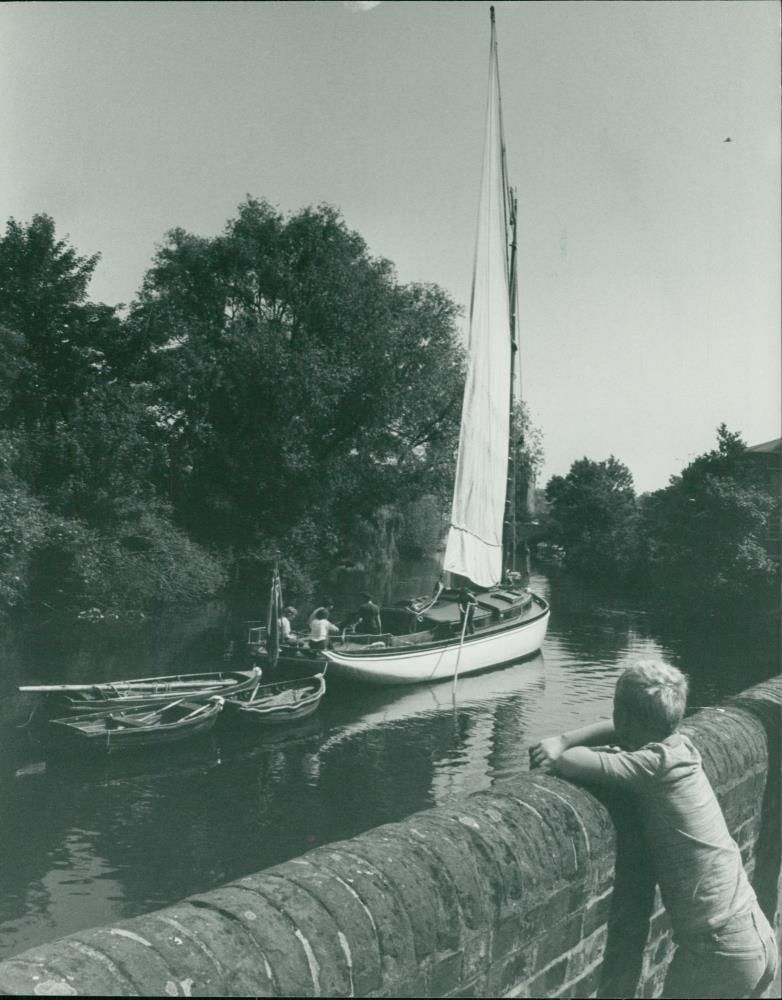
[452,606,470,698]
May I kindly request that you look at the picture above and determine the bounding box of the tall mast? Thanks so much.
[492,6,520,579]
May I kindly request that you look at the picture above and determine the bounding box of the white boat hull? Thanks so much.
[323,598,549,685]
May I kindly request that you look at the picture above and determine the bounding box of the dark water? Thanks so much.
[0,568,778,961]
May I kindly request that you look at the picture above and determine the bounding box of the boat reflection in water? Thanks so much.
[321,654,546,752]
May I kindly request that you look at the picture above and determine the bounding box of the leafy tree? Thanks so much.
[0,439,51,613]
[545,456,640,581]
[132,198,466,588]
[0,215,226,614]
[641,425,779,616]
[0,215,106,422]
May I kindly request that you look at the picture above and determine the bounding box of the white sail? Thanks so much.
[443,17,512,588]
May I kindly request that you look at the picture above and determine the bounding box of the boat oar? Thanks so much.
[136,699,185,723]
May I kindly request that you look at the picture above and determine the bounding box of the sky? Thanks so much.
[1,0,779,494]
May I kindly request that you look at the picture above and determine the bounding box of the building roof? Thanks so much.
[746,438,781,455]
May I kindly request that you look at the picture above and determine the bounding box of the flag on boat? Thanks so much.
[443,10,513,589]
[266,561,283,668]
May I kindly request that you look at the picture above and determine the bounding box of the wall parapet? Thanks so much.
[0,677,779,998]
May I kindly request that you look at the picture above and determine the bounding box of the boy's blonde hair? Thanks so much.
[615,660,689,739]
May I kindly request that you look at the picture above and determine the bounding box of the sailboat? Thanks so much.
[320,9,550,684]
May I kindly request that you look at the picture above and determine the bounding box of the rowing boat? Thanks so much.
[46,696,225,753]
[20,667,261,714]
[222,673,326,726]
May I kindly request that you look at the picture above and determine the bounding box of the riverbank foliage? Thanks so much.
[0,206,487,614]
[542,426,780,619]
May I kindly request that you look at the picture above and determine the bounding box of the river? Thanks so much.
[0,567,778,961]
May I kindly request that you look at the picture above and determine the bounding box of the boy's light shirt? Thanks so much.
[556,732,757,941]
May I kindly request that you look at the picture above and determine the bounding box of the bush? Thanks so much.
[0,474,50,612]
[27,510,226,614]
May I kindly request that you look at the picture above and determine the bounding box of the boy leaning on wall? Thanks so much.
[529,659,778,1000]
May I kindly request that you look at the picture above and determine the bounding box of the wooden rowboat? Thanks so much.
[20,668,261,714]
[222,673,326,726]
[46,696,225,753]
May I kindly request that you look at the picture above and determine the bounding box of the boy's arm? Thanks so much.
[529,720,617,771]
[551,746,610,782]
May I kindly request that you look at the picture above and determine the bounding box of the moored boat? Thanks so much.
[46,696,225,753]
[20,667,261,714]
[222,672,326,726]
[319,9,549,684]
[323,589,549,685]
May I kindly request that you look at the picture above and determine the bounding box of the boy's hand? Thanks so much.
[529,735,568,770]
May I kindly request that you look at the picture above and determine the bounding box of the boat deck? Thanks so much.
[333,589,546,655]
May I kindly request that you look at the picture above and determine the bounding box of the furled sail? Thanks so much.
[443,12,512,588]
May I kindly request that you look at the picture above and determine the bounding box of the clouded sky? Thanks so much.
[1,0,778,492]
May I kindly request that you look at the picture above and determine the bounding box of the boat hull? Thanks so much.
[30,669,261,715]
[47,698,224,754]
[223,673,326,726]
[324,595,549,685]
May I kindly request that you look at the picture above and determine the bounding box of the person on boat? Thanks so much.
[350,593,381,636]
[529,661,778,1000]
[281,606,298,643]
[309,608,339,652]
[308,599,334,627]
[458,589,478,636]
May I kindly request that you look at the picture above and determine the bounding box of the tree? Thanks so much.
[0,215,226,614]
[545,456,640,581]
[641,425,779,616]
[131,198,466,588]
[0,215,105,423]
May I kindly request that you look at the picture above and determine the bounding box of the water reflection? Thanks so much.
[0,567,777,960]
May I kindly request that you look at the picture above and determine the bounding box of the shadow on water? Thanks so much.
[0,565,778,960]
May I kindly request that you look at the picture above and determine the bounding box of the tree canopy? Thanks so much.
[0,203,495,612]
[640,425,779,615]
[541,426,779,619]
[544,455,640,582]
[130,198,467,590]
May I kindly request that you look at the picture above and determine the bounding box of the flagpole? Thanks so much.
[267,553,282,670]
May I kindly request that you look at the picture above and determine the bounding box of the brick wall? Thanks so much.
[0,677,779,998]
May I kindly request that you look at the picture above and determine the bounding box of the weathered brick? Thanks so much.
[535,912,584,969]
[581,889,612,938]
[517,884,582,945]
[395,822,468,951]
[403,813,494,931]
[491,913,524,961]
[429,949,463,995]
[268,857,381,996]
[561,961,601,999]
[488,945,536,995]
[461,933,491,983]
[433,799,528,911]
[333,833,441,962]
[67,926,192,997]
[566,925,607,980]
[651,934,674,967]
[446,976,481,998]
[0,950,138,998]
[138,900,278,996]
[314,846,418,994]
[183,888,317,996]
[527,954,569,997]
[233,873,351,998]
